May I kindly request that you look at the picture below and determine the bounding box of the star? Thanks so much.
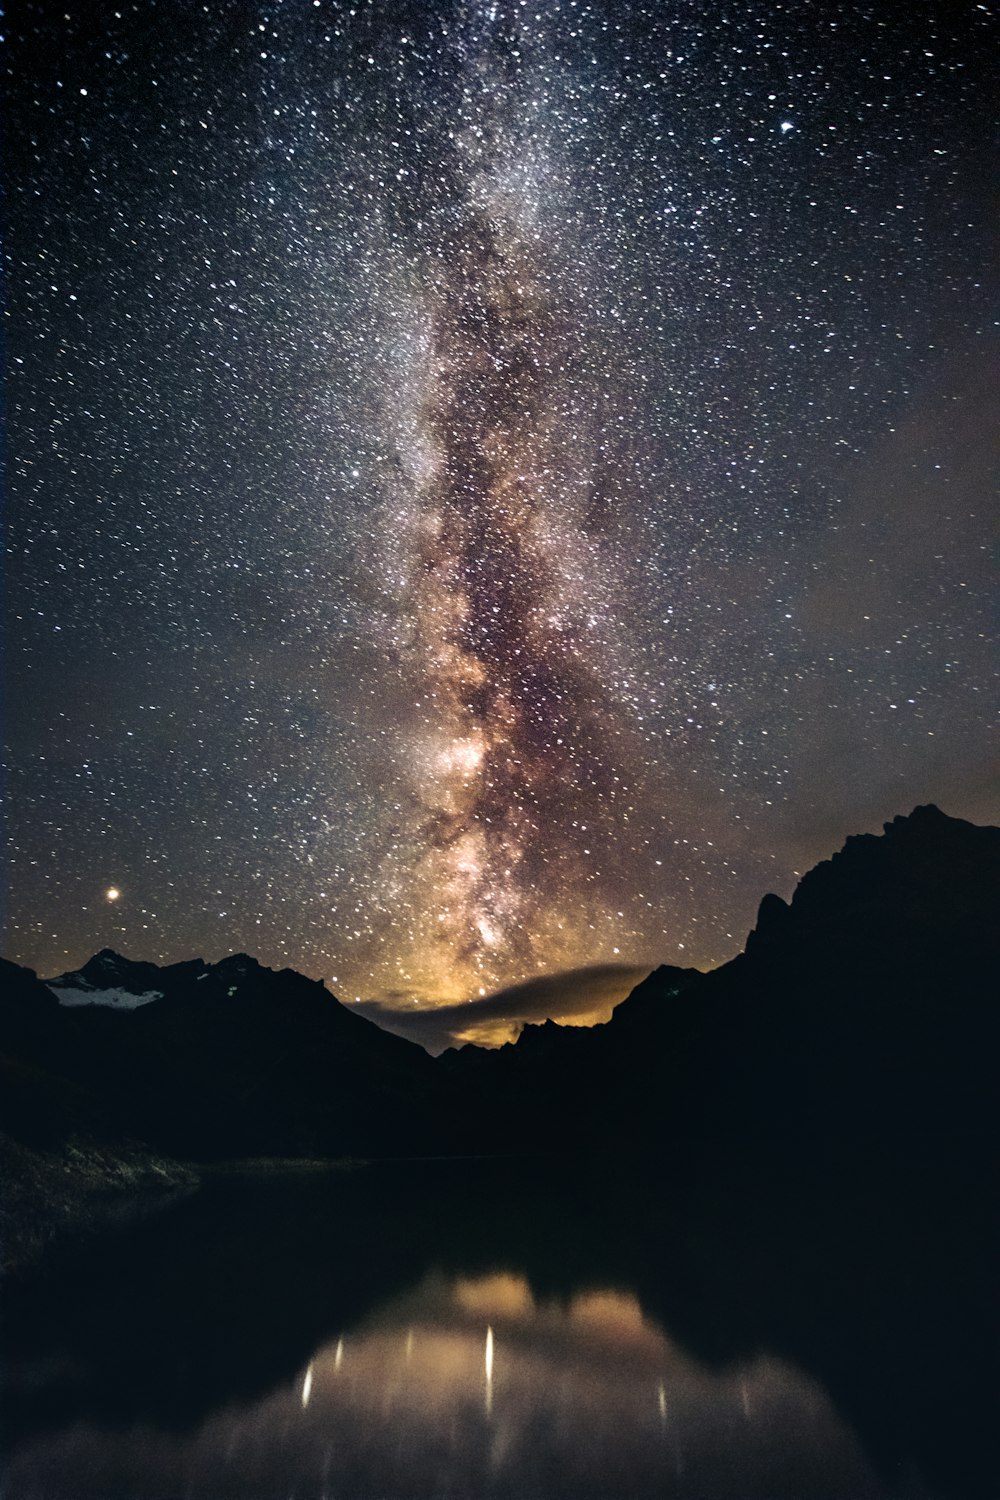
[3,0,995,1011]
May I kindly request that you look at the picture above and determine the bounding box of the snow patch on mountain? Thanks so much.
[49,985,162,1010]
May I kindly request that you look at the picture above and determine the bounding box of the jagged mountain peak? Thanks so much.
[607,964,702,1029]
[80,948,140,979]
[744,804,999,955]
[46,950,276,996]
[213,952,265,975]
[883,801,947,830]
[46,949,168,1003]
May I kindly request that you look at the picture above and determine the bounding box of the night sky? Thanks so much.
[6,1,997,1042]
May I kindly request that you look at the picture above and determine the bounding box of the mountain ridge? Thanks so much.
[2,804,997,1174]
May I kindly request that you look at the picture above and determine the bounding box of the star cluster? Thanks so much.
[5,1,996,1012]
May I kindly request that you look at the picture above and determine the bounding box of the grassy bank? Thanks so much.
[0,1133,199,1274]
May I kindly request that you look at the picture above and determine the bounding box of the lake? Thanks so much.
[2,1150,994,1498]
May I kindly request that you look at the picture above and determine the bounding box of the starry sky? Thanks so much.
[5,0,997,1043]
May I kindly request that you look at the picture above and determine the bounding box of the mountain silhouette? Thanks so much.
[438,804,999,1155]
[1,805,997,1165]
[0,950,440,1160]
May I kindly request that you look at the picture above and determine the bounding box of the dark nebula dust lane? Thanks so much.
[383,9,643,1001]
[4,1,997,1027]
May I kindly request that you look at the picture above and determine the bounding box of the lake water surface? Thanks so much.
[2,1153,993,1498]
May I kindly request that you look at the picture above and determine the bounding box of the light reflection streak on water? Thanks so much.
[485,1324,494,1417]
[300,1364,313,1409]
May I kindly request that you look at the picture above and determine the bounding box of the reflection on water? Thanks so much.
[5,1269,874,1499]
[2,1151,996,1499]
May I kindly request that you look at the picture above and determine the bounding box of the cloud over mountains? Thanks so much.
[356,963,650,1052]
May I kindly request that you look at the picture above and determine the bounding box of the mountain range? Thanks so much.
[2,804,997,1172]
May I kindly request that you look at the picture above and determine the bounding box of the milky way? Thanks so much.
[374,10,648,1000]
[5,1,997,1023]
